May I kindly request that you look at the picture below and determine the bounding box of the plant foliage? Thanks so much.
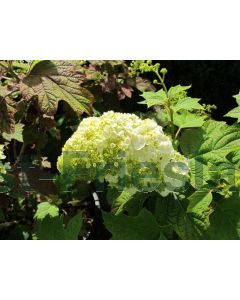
[0,60,240,240]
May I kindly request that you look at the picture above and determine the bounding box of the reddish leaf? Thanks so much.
[0,97,16,134]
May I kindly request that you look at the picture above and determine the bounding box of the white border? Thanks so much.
[1,0,240,299]
[1,241,240,300]
[1,0,240,59]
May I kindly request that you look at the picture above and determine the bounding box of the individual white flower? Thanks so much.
[132,134,146,150]
[57,111,189,193]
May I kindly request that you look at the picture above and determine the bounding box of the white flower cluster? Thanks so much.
[57,111,189,194]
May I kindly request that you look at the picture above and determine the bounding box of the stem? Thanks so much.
[154,70,175,140]
[175,127,182,139]
[155,70,168,95]
[14,143,26,167]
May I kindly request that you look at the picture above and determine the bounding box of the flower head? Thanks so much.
[57,111,189,193]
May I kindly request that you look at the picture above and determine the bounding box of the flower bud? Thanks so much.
[160,68,168,74]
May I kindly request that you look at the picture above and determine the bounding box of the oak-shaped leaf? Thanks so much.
[20,60,94,116]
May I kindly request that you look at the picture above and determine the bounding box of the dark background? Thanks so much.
[159,61,240,121]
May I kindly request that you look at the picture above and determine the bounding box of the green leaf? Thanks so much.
[227,150,240,168]
[225,106,240,122]
[224,92,240,122]
[34,202,59,220]
[36,216,65,240]
[180,120,240,188]
[168,84,191,98]
[233,92,240,105]
[149,194,211,240]
[138,89,167,108]
[181,120,240,162]
[21,60,94,116]
[65,214,83,240]
[173,97,203,112]
[36,213,82,240]
[2,123,24,142]
[173,111,206,128]
[102,208,160,240]
[112,189,136,215]
[107,188,148,217]
[122,192,149,216]
[207,193,240,239]
[187,159,212,188]
[187,190,212,214]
